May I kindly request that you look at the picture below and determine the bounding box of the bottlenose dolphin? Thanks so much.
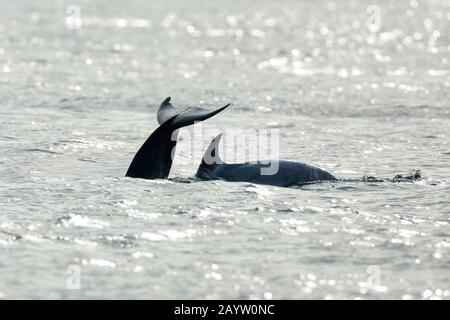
[126,97,229,179]
[195,134,337,187]
[126,99,420,187]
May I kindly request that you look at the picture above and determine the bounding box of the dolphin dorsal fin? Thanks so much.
[201,134,224,169]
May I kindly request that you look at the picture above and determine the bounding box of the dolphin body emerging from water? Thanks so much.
[195,134,337,187]
[127,98,421,187]
[126,97,337,186]
[126,97,229,179]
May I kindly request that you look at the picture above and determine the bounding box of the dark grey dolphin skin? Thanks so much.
[126,97,229,179]
[195,134,337,187]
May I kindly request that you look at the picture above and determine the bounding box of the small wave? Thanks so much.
[1,135,16,140]
[50,139,127,153]
[97,234,137,248]
[243,184,274,197]
[89,259,116,268]
[141,229,198,242]
[265,121,296,129]
[56,214,109,229]
[111,199,137,208]
[0,231,21,246]
[385,169,423,182]
[338,169,426,184]
[169,177,195,184]
[128,209,160,220]
[21,148,62,155]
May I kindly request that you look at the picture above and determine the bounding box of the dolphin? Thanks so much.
[126,97,229,179]
[126,99,418,187]
[195,134,337,187]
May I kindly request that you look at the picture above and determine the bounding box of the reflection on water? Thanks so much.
[0,0,449,299]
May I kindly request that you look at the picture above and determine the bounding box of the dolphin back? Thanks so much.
[202,161,336,187]
[195,135,337,187]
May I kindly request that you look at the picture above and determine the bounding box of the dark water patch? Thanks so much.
[25,58,48,65]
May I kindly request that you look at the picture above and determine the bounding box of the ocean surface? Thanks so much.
[0,0,449,299]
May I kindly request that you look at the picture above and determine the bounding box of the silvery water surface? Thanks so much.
[0,0,449,299]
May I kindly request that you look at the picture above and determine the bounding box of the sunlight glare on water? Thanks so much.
[0,0,449,299]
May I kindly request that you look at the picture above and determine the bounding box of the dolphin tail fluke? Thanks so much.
[171,104,230,129]
[126,100,229,180]
[156,97,177,125]
[157,97,230,127]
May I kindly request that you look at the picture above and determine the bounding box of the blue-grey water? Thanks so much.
[0,0,449,299]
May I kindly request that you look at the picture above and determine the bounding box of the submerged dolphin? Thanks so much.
[126,97,229,179]
[195,134,337,187]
